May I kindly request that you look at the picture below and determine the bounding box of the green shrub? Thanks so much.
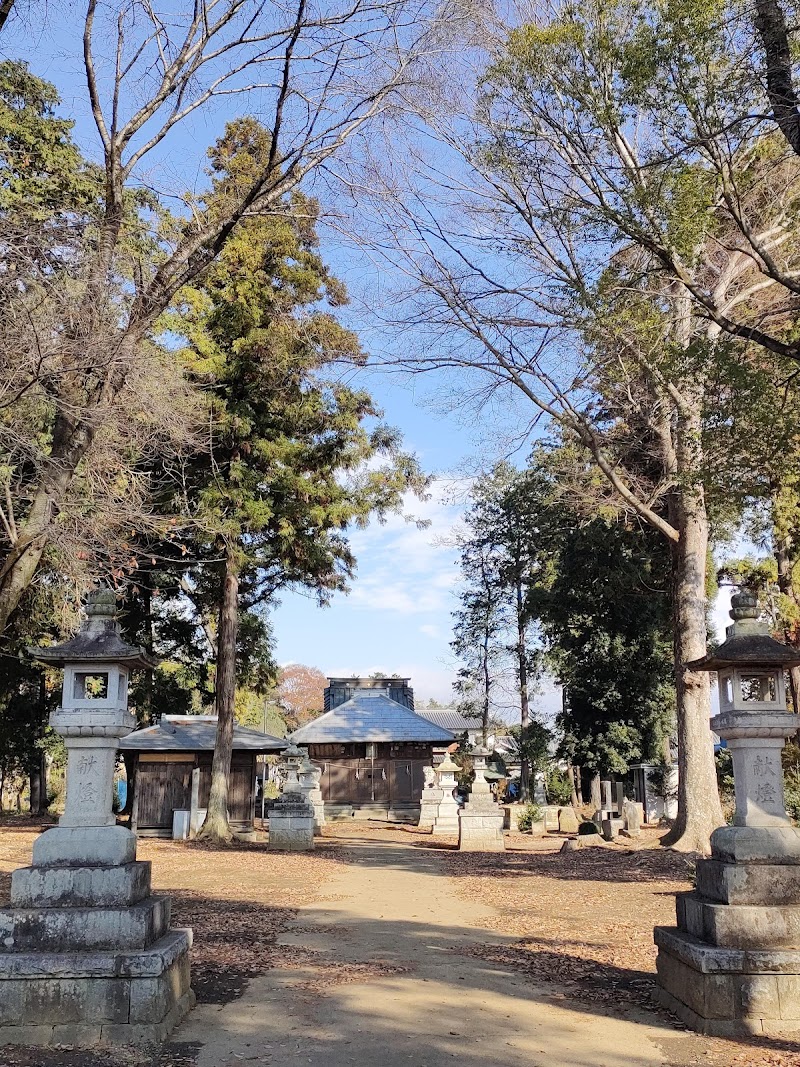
[545,767,573,806]
[785,769,800,822]
[578,820,600,835]
[516,802,542,833]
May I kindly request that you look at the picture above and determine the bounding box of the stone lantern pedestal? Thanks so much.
[268,745,315,851]
[298,750,325,835]
[0,590,193,1046]
[432,754,461,835]
[458,748,505,852]
[655,591,800,1036]
[418,765,443,829]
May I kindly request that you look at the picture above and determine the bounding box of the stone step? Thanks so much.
[655,925,800,1037]
[677,891,800,949]
[697,859,800,906]
[11,862,152,909]
[0,927,193,1038]
[0,895,170,953]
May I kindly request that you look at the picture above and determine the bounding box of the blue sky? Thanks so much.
[4,15,737,713]
[0,15,499,704]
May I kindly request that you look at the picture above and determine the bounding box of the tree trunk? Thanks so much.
[571,765,583,807]
[0,418,93,633]
[590,773,602,812]
[29,671,47,815]
[662,484,723,853]
[773,513,800,713]
[516,579,531,800]
[29,752,46,815]
[199,545,239,843]
[754,0,800,157]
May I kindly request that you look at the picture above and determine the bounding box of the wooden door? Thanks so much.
[361,760,389,804]
[229,754,255,825]
[390,760,413,805]
[410,761,427,803]
[136,761,192,830]
[323,760,353,803]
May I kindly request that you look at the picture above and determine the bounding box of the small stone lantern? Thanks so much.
[432,753,461,835]
[654,588,800,1036]
[297,749,325,834]
[458,746,505,852]
[268,743,315,851]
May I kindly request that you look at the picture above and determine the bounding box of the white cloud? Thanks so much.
[419,623,441,639]
[345,481,462,616]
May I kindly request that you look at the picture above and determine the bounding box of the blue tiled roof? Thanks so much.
[290,692,455,744]
[120,715,286,753]
[416,708,482,733]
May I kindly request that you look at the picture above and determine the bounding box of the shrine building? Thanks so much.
[290,677,454,821]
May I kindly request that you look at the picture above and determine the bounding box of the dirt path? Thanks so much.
[176,834,695,1067]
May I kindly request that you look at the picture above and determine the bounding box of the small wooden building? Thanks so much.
[291,679,454,819]
[120,715,285,836]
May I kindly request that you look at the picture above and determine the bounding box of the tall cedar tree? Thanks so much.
[454,464,544,796]
[175,120,426,841]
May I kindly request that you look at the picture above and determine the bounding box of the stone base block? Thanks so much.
[268,817,314,851]
[32,825,137,868]
[387,806,420,824]
[459,809,505,852]
[325,804,355,820]
[458,831,504,852]
[678,891,800,949]
[697,858,800,906]
[0,928,193,1043]
[0,895,170,953]
[541,806,560,830]
[711,826,800,866]
[602,818,624,840]
[432,817,459,835]
[655,926,800,1036]
[11,861,152,908]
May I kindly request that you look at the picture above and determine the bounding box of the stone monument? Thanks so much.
[432,753,461,835]
[268,744,315,851]
[532,771,548,805]
[655,590,800,1035]
[0,589,194,1045]
[297,750,325,835]
[418,764,442,829]
[458,748,505,851]
[558,806,580,834]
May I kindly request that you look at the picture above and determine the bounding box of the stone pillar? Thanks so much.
[655,590,800,1036]
[268,744,315,851]
[532,771,547,805]
[0,590,194,1046]
[418,765,443,829]
[298,752,325,835]
[458,748,505,852]
[432,754,461,835]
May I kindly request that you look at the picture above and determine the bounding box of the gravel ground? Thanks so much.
[0,818,799,1065]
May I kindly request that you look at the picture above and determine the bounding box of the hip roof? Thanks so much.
[120,715,286,753]
[290,691,455,744]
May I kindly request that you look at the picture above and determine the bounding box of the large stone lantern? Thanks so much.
[0,589,194,1045]
[655,589,800,1036]
[31,587,154,850]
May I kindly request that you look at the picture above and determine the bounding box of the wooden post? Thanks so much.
[189,766,200,838]
[130,762,140,835]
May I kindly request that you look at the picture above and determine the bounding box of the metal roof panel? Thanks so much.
[290,692,455,744]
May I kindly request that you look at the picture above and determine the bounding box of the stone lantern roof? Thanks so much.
[687,590,800,672]
[29,588,157,670]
